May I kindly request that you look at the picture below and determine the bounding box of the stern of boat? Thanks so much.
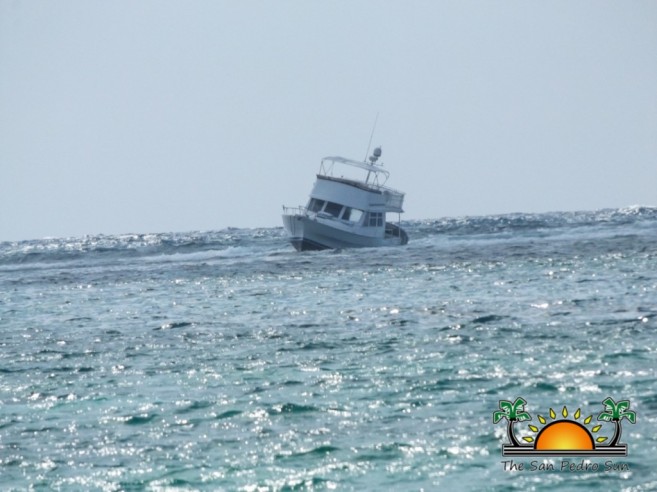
[385,221,409,245]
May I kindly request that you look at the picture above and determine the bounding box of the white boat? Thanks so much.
[282,147,409,251]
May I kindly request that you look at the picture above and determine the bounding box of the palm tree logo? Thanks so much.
[493,396,637,457]
[597,397,637,447]
[493,398,531,447]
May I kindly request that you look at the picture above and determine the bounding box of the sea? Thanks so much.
[1,207,656,491]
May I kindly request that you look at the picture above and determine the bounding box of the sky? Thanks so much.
[1,1,656,241]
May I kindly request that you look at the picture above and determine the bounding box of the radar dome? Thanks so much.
[369,146,382,164]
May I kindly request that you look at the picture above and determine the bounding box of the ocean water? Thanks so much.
[1,207,656,491]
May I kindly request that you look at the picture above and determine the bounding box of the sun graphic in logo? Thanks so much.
[524,406,603,450]
[493,397,636,457]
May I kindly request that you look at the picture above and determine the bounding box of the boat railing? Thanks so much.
[382,190,405,210]
[282,205,307,216]
[319,156,404,197]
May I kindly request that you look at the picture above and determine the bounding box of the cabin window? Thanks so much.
[308,199,325,213]
[351,209,364,223]
[367,212,384,227]
[342,208,363,223]
[324,201,343,218]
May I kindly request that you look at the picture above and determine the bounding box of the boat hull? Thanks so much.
[282,214,408,251]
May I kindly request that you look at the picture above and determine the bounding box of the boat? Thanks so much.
[282,147,409,251]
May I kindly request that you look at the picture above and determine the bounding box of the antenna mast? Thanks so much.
[363,112,379,162]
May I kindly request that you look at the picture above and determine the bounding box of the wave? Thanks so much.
[409,206,657,238]
[1,207,655,267]
[0,228,287,267]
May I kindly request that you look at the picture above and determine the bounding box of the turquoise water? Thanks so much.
[1,208,656,490]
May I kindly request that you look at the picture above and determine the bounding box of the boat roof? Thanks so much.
[321,156,390,179]
[316,155,404,211]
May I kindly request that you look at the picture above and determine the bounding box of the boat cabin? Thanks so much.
[282,148,408,250]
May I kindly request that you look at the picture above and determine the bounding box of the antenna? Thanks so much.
[363,112,379,162]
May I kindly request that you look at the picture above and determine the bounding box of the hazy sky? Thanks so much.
[1,1,656,241]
